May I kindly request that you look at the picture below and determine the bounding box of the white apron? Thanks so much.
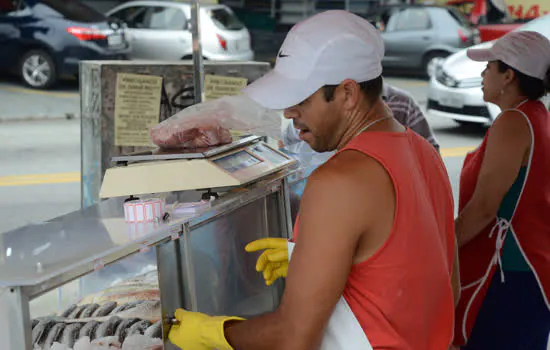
[287,242,373,350]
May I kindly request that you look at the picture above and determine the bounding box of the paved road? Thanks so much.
[0,76,486,234]
[0,74,79,121]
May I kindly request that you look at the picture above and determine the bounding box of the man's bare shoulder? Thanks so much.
[305,149,393,203]
[315,149,389,178]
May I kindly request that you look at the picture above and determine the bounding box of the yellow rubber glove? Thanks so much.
[245,237,289,286]
[168,309,245,350]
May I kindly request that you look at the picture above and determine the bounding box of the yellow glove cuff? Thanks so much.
[169,309,245,350]
[206,316,246,350]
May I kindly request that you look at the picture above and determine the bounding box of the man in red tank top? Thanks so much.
[168,10,458,350]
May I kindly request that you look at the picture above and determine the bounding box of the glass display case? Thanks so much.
[0,170,294,350]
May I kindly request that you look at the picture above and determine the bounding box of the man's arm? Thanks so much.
[225,152,388,350]
[406,98,440,152]
[385,84,440,152]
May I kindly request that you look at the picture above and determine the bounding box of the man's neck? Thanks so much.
[336,99,394,150]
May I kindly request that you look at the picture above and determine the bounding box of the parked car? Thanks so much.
[446,0,523,42]
[426,14,550,126]
[0,0,130,89]
[363,4,480,77]
[106,1,254,61]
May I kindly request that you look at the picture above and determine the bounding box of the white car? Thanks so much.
[106,1,254,61]
[427,14,550,126]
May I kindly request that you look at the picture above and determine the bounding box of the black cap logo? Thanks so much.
[278,51,290,58]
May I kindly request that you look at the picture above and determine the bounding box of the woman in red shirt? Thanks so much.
[454,30,550,348]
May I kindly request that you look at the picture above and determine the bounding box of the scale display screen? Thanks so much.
[249,144,289,164]
[213,150,262,173]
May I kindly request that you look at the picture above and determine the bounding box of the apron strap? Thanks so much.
[489,217,512,283]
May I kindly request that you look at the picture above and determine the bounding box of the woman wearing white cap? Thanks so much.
[454,30,550,348]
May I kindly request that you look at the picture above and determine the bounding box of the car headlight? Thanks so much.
[436,68,458,88]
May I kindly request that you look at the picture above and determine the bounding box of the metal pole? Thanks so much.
[191,0,205,104]
[0,287,32,350]
[271,0,276,18]
[182,223,199,311]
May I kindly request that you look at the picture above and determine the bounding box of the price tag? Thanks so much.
[94,259,105,271]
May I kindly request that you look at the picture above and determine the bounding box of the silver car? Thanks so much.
[427,14,550,126]
[365,4,480,77]
[106,1,254,61]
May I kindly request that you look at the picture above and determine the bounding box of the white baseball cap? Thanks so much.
[242,10,384,110]
[467,30,550,81]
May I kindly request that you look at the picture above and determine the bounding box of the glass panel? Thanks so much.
[148,6,186,30]
[39,0,106,22]
[396,8,431,31]
[184,193,282,317]
[209,7,244,31]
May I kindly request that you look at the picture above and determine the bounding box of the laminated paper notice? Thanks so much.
[204,74,248,101]
[114,73,163,147]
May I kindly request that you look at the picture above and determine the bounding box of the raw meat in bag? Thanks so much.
[149,95,282,149]
[150,119,232,149]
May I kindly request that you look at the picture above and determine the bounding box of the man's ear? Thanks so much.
[339,79,361,109]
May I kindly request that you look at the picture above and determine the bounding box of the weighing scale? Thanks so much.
[99,136,296,199]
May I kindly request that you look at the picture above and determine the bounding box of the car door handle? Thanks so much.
[422,36,431,40]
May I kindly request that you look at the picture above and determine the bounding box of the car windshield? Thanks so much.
[447,6,474,28]
[208,8,244,31]
[35,0,106,23]
[516,14,550,38]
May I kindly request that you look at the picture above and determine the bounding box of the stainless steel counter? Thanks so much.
[0,145,329,349]
[0,167,297,349]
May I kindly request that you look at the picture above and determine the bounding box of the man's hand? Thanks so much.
[245,238,289,286]
[168,309,244,350]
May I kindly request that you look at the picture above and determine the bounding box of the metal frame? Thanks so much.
[111,136,262,164]
[191,0,204,103]
[0,287,32,350]
[0,168,297,349]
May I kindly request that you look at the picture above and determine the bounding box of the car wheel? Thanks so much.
[423,52,449,79]
[19,49,56,89]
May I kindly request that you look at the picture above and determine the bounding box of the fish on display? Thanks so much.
[66,305,87,319]
[32,300,164,348]
[78,320,100,340]
[42,323,66,349]
[91,301,117,317]
[114,318,140,344]
[110,300,140,314]
[63,300,162,324]
[91,335,122,348]
[79,304,100,319]
[95,316,122,338]
[32,319,56,346]
[59,305,77,318]
[127,320,152,337]
[60,323,82,348]
[144,321,162,339]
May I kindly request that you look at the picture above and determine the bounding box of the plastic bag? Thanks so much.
[150,94,282,149]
